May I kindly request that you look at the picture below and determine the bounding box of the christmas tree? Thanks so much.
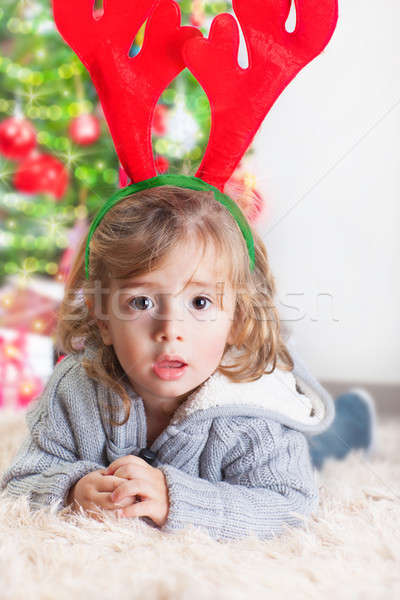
[0,0,244,286]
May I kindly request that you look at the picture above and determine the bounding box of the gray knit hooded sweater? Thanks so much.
[0,340,334,541]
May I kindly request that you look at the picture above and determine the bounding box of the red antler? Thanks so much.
[52,0,200,183]
[183,0,338,191]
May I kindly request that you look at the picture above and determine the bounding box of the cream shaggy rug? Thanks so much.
[0,408,399,600]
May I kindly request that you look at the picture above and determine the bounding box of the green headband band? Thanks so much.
[84,174,255,280]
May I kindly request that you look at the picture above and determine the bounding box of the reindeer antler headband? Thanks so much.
[51,0,338,280]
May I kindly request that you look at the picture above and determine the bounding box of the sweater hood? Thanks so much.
[168,346,334,434]
[81,344,334,436]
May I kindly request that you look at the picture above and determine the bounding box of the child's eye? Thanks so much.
[127,295,212,312]
[191,296,212,311]
[128,296,154,311]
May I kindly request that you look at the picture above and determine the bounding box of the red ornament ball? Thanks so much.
[0,117,37,161]
[69,113,101,146]
[17,375,43,409]
[155,155,169,174]
[14,153,69,199]
[152,104,168,136]
[190,14,205,27]
[224,175,265,224]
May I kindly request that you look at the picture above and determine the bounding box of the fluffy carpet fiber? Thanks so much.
[0,408,399,599]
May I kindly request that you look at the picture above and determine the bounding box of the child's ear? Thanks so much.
[96,319,113,345]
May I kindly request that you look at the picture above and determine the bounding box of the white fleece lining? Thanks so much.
[170,368,323,427]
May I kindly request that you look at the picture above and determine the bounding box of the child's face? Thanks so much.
[96,238,237,415]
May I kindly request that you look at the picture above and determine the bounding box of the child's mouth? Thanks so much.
[152,361,188,381]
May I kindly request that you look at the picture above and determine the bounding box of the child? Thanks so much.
[0,183,376,541]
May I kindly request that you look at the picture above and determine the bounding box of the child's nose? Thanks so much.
[153,320,184,343]
[152,299,185,340]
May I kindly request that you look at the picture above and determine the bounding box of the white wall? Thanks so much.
[244,0,400,384]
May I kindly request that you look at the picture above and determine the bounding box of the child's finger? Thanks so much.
[93,491,136,511]
[103,456,149,476]
[96,474,130,493]
[112,465,151,481]
[111,478,153,505]
[120,499,155,521]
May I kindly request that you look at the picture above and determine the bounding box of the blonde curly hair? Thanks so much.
[56,185,293,426]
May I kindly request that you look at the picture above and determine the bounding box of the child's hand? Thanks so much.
[67,468,136,522]
[103,455,170,527]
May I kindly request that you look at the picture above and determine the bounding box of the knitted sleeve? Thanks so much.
[158,418,319,541]
[0,358,105,511]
